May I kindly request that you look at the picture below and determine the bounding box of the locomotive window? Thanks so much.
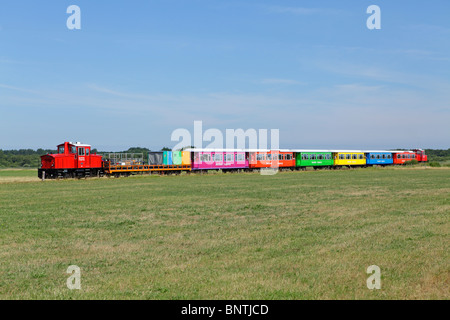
[70,146,76,154]
[86,149,90,156]
[78,148,85,156]
[58,146,65,154]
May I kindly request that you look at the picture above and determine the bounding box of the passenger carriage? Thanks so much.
[190,150,248,171]
[332,151,366,167]
[248,150,295,169]
[293,150,334,169]
[365,151,394,166]
[392,151,416,164]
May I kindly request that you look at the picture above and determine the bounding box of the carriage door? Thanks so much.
[77,147,86,168]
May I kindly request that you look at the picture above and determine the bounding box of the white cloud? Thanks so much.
[0,83,39,94]
[267,6,320,15]
[260,78,306,85]
[265,5,344,16]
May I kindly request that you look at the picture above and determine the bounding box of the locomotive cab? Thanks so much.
[411,149,428,162]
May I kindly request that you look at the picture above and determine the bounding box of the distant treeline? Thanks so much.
[425,149,450,162]
[0,147,171,168]
[0,149,56,168]
[1,148,449,168]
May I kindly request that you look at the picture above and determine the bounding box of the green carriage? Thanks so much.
[295,151,333,169]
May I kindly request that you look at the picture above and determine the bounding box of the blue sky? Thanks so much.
[1,0,449,150]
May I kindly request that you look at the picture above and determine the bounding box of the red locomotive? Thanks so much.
[38,142,103,179]
[411,149,428,162]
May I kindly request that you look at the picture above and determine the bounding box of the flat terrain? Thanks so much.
[0,168,448,299]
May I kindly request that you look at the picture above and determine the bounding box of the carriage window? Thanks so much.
[237,154,245,161]
[412,154,415,159]
[225,154,233,162]
[382,154,386,159]
[78,148,85,156]
[267,154,272,161]
[302,154,307,160]
[58,146,65,154]
[86,149,90,156]
[339,154,344,160]
[352,154,357,160]
[376,154,380,159]
[311,154,316,160]
[256,154,264,161]
[387,154,391,159]
[371,155,375,159]
[326,154,331,160]
[200,154,211,162]
[359,154,364,159]
[397,154,401,159]
[214,154,223,162]
[278,154,283,160]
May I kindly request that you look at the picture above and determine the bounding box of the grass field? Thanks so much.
[0,167,448,299]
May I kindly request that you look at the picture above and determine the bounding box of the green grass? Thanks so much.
[0,168,449,299]
[0,169,36,177]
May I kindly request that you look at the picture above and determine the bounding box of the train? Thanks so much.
[38,141,428,179]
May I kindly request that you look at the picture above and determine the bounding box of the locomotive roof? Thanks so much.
[65,141,91,147]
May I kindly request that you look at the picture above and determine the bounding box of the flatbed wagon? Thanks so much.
[103,162,191,176]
